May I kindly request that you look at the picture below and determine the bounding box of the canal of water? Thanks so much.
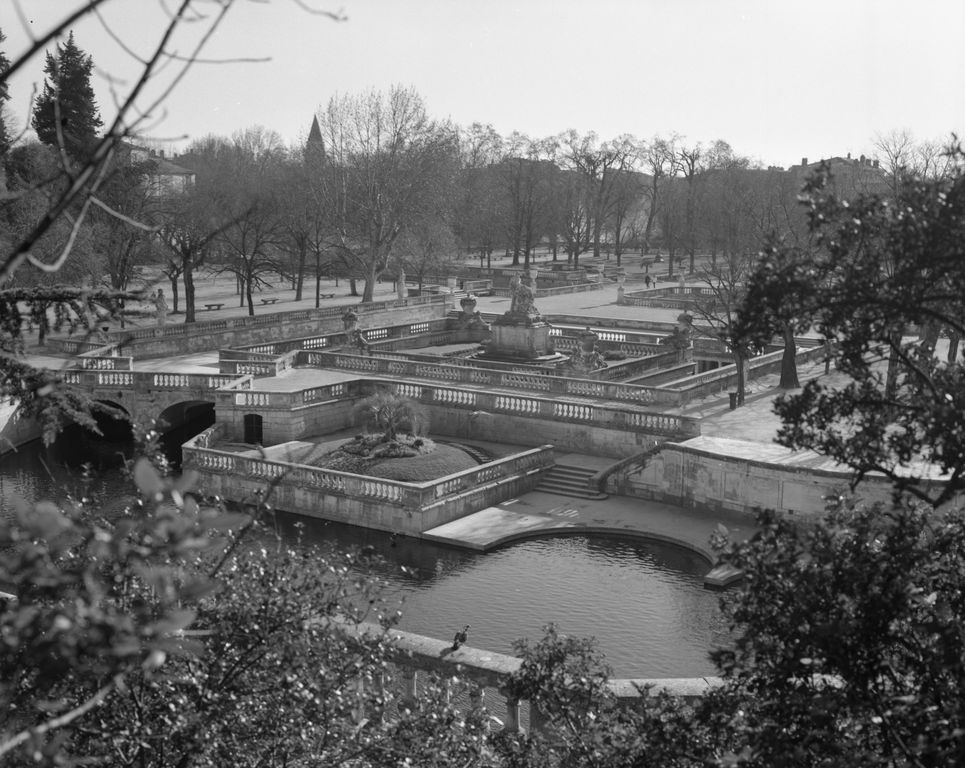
[1,440,727,678]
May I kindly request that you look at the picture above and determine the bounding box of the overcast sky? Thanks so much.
[4,0,964,167]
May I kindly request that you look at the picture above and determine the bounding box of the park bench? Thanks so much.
[260,297,279,305]
[203,303,224,311]
[319,293,335,299]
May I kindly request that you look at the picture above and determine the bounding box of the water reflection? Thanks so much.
[265,511,725,678]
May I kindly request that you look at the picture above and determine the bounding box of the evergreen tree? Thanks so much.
[0,27,11,157]
[31,31,102,160]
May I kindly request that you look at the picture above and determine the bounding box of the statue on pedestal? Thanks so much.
[456,294,489,330]
[507,269,540,321]
[342,307,369,354]
[659,312,694,361]
[566,326,608,374]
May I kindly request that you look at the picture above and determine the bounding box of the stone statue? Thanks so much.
[456,294,489,331]
[566,326,608,374]
[509,270,538,318]
[342,307,359,330]
[154,289,168,327]
[341,307,369,354]
[397,269,406,300]
[659,312,694,361]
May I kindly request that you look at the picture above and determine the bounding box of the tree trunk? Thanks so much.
[184,263,197,324]
[351,278,361,298]
[948,331,961,364]
[885,329,902,398]
[246,283,254,316]
[170,276,180,314]
[920,321,940,356]
[779,325,800,388]
[294,243,307,302]
[315,251,322,309]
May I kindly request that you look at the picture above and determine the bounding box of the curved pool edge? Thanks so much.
[420,504,746,588]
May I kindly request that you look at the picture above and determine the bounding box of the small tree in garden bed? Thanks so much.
[352,391,428,444]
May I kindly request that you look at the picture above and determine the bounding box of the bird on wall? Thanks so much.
[451,624,470,650]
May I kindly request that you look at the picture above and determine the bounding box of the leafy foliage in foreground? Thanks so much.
[706,502,965,767]
[0,460,491,767]
[6,456,965,766]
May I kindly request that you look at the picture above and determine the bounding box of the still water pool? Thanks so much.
[1,441,727,678]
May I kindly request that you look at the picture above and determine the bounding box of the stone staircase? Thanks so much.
[534,463,609,500]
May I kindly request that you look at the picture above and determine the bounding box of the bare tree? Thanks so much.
[557,169,593,264]
[640,134,679,257]
[315,86,459,302]
[201,128,285,315]
[455,122,504,265]
[691,254,755,404]
[497,132,558,267]
[558,131,637,259]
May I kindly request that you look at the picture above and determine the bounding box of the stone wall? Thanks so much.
[49,297,449,360]
[183,428,554,535]
[0,400,41,454]
[610,439,908,517]
[214,378,698,460]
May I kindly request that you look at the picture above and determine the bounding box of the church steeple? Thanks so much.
[307,115,324,156]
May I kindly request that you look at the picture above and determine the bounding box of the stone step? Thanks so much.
[534,464,608,500]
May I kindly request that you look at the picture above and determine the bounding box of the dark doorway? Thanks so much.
[243,413,264,444]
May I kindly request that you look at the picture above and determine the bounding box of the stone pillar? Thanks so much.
[399,668,418,713]
[617,285,625,304]
[502,695,521,732]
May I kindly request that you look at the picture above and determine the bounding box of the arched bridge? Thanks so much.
[62,368,244,432]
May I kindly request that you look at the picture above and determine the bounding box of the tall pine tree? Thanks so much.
[31,31,103,160]
[0,27,11,157]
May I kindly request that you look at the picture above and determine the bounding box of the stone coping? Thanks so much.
[421,505,717,566]
[337,619,721,700]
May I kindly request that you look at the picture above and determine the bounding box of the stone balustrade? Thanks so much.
[47,295,449,358]
[300,351,684,407]
[182,428,555,532]
[75,355,134,371]
[335,619,719,733]
[59,369,245,394]
[549,325,665,345]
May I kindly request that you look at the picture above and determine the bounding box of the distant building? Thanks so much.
[788,153,889,197]
[127,145,196,196]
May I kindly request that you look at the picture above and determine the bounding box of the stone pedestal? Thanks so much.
[486,321,555,360]
[474,267,565,364]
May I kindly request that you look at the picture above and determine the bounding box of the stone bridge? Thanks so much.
[61,369,245,433]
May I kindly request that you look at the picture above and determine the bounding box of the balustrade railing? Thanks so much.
[76,355,134,371]
[183,431,553,511]
[58,369,247,393]
[299,351,680,407]
[334,619,718,734]
[48,295,449,350]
